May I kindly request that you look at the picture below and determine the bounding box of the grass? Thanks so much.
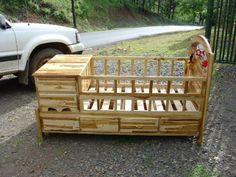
[87,29,204,57]
[226,108,236,113]
[186,165,217,177]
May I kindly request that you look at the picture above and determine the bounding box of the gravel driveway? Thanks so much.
[0,64,235,177]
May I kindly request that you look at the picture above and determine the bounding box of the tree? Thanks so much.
[177,0,207,24]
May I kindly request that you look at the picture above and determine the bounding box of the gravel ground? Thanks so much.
[0,64,235,177]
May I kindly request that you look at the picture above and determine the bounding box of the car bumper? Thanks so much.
[68,42,84,53]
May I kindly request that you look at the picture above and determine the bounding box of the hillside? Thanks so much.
[0,0,166,32]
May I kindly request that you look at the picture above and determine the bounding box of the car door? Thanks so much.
[0,22,18,74]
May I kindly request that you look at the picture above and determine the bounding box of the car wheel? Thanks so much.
[29,48,63,83]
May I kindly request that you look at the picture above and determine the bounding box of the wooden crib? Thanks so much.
[34,35,214,144]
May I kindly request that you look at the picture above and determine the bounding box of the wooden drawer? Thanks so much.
[80,116,119,132]
[160,118,199,134]
[39,93,78,112]
[41,113,80,132]
[36,77,76,92]
[120,117,159,133]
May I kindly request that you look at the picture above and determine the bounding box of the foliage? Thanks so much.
[0,0,208,27]
[0,0,25,14]
[175,0,208,24]
[132,0,208,24]
[186,165,216,177]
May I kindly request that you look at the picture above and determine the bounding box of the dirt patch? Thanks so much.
[0,64,235,177]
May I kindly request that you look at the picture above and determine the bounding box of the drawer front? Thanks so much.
[160,118,199,134]
[80,116,119,132]
[36,77,76,92]
[39,93,78,112]
[120,117,159,133]
[41,112,80,132]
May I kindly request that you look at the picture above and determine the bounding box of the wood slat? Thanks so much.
[120,117,158,133]
[160,118,199,133]
[81,75,207,82]
[80,116,119,132]
[42,118,80,131]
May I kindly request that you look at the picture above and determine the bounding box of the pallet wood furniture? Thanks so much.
[34,35,214,144]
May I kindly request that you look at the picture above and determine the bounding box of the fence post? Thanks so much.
[205,0,214,40]
[71,0,77,28]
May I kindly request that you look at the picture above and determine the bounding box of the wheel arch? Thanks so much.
[18,42,70,85]
[29,42,70,63]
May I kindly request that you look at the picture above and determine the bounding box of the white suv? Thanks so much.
[0,14,84,84]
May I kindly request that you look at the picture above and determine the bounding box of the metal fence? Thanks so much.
[205,0,236,64]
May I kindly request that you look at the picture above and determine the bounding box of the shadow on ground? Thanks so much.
[0,76,35,115]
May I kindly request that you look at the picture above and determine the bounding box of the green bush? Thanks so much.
[1,0,24,13]
[28,1,40,13]
[187,165,216,177]
[76,0,89,19]
[41,7,51,16]
[53,9,68,22]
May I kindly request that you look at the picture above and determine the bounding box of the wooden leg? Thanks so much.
[35,109,43,144]
[197,132,203,145]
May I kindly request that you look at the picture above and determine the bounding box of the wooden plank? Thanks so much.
[80,117,119,132]
[36,78,76,92]
[166,81,171,111]
[91,99,97,110]
[122,87,131,111]
[170,89,183,112]
[47,55,92,63]
[160,118,199,133]
[114,80,118,111]
[154,100,165,111]
[137,100,145,111]
[144,59,147,76]
[101,99,111,111]
[35,109,43,143]
[120,117,158,133]
[42,130,197,136]
[88,86,96,92]
[79,93,204,101]
[131,80,135,111]
[43,119,80,131]
[33,55,92,77]
[117,100,122,111]
[131,59,134,75]
[68,110,201,118]
[125,100,132,111]
[83,100,90,110]
[93,56,188,61]
[81,75,207,82]
[117,59,121,84]
[186,101,197,112]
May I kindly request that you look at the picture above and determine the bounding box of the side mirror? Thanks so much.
[0,14,7,29]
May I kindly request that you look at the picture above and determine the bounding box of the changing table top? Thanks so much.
[33,55,92,77]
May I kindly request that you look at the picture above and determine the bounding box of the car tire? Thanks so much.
[29,48,63,83]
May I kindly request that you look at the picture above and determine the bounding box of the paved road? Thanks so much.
[81,25,203,48]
